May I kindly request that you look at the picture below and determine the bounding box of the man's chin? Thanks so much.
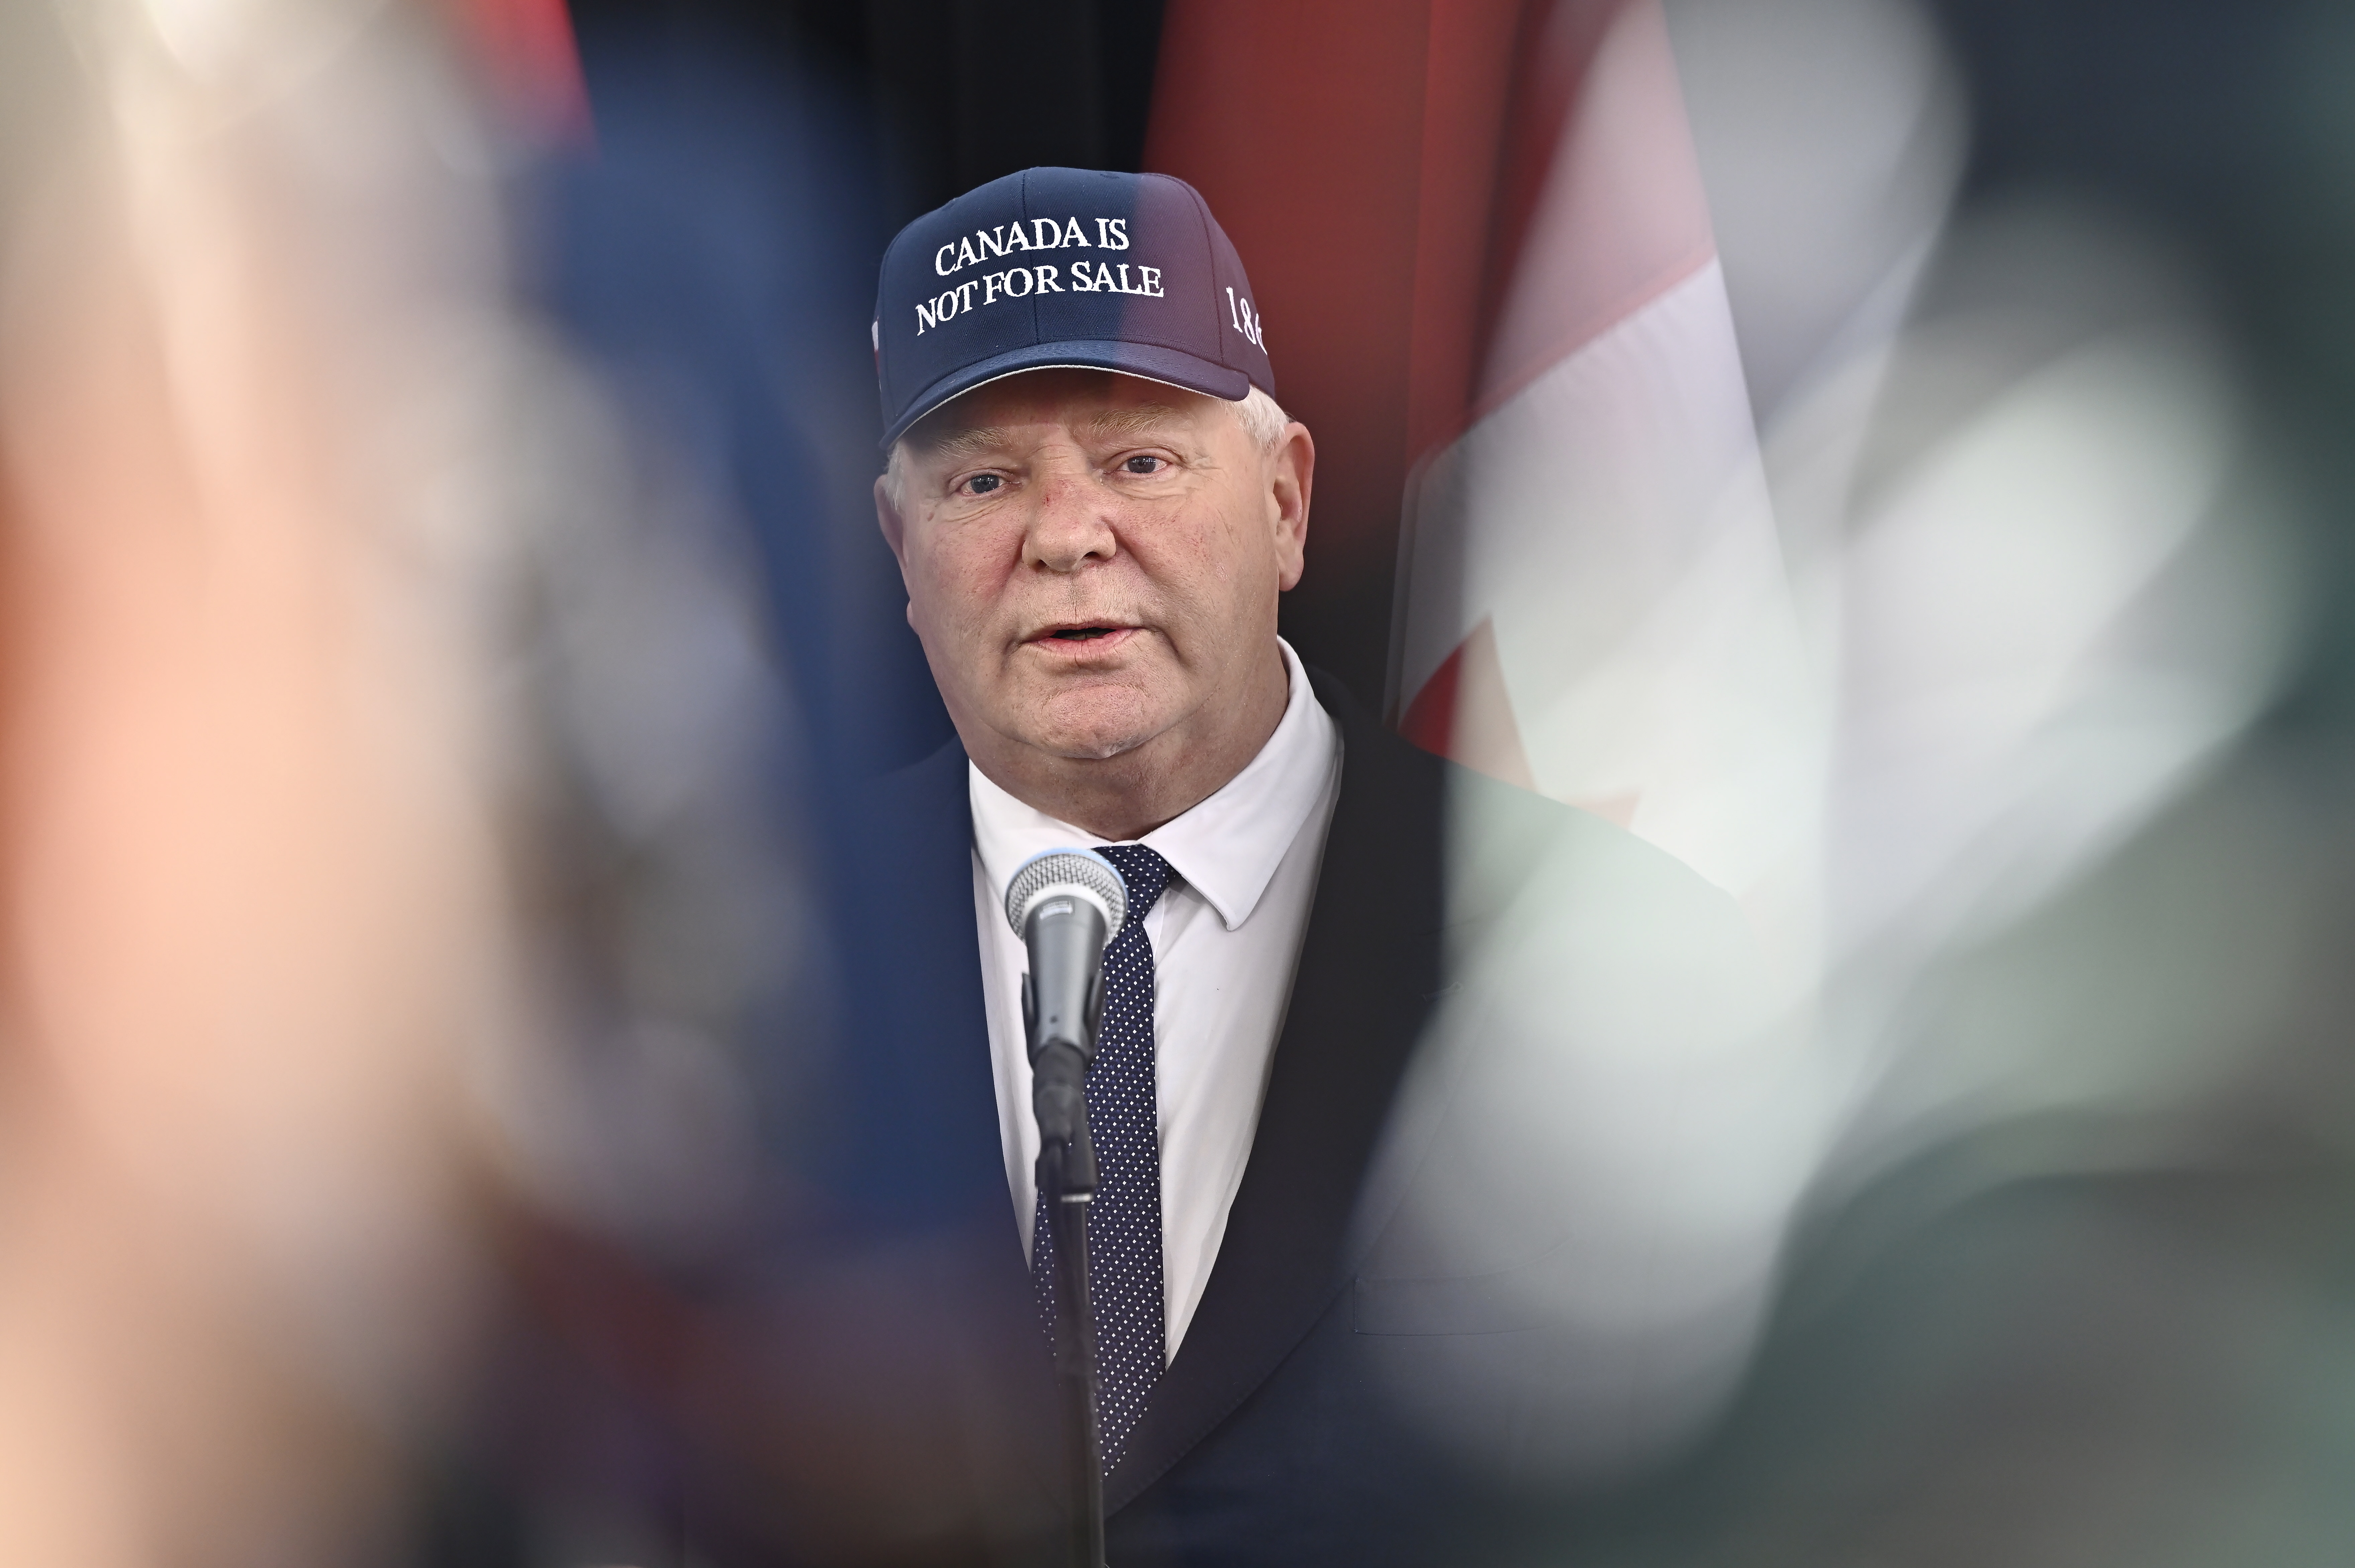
[1029,721,1160,763]
[1016,695,1174,764]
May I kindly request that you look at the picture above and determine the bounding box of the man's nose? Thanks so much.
[1022,471,1118,574]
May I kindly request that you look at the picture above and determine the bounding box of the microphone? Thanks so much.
[1004,848,1129,1194]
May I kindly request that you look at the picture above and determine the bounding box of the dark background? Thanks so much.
[565,0,1170,218]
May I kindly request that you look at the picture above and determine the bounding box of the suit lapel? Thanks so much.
[1105,672,1449,1511]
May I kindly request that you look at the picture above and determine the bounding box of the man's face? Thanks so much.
[877,370,1310,769]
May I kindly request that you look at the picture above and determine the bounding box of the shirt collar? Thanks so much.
[969,639,1338,933]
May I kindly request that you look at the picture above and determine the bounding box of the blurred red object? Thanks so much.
[445,0,592,141]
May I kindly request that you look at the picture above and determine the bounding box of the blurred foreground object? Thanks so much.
[1154,0,2300,1499]
[0,0,712,1559]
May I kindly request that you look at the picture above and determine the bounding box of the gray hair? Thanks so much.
[1230,385,1294,454]
[881,384,1291,513]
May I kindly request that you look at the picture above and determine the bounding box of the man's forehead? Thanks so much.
[907,371,1214,456]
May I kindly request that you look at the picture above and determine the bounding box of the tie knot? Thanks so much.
[1096,843,1175,927]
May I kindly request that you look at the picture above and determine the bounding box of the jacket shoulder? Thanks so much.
[866,734,969,825]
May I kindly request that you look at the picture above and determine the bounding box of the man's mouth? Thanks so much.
[1027,623,1139,652]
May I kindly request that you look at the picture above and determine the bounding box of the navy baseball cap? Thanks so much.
[873,167,1276,448]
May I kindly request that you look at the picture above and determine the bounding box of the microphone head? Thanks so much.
[1004,847,1129,938]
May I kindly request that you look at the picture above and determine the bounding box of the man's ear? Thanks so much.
[1269,422,1314,593]
[874,472,911,574]
[875,474,926,634]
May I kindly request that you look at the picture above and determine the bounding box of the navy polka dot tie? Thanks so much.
[1031,842,1172,1473]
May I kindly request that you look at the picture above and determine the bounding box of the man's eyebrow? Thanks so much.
[922,426,1013,464]
[1079,403,1187,442]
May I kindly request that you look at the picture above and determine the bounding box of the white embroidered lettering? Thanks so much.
[935,243,957,276]
[1139,266,1163,297]
[1223,288,1263,345]
[1105,217,1129,250]
[978,225,1008,260]
[1004,266,1034,297]
[983,271,1007,305]
[1034,264,1062,291]
[1004,222,1033,252]
[1092,262,1117,290]
[954,280,978,310]
[1061,217,1089,247]
[955,236,980,269]
[1031,219,1063,248]
[1115,264,1134,293]
[917,299,938,333]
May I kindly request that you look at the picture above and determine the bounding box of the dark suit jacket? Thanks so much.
[685,670,1757,1567]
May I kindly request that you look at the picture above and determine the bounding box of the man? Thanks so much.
[743,168,1760,1568]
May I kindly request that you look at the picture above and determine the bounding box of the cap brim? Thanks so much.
[879,339,1251,449]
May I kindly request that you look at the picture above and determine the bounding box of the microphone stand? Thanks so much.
[1035,1119,1106,1568]
[1015,862,1119,1568]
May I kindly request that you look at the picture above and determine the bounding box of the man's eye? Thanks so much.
[1121,455,1165,475]
[963,473,1003,496]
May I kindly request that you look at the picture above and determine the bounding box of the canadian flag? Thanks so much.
[1152,0,1816,919]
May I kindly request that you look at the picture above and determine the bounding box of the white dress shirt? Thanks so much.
[969,639,1342,1360]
